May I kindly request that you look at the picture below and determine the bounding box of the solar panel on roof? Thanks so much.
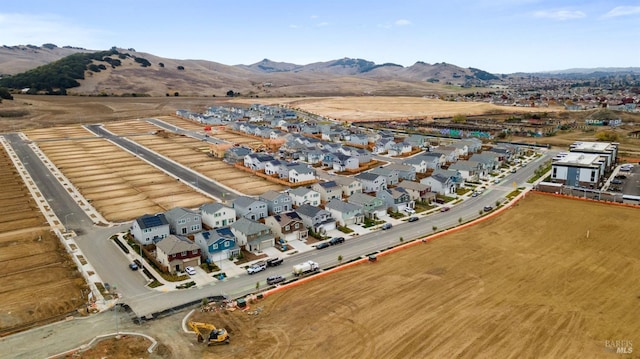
[141,215,163,228]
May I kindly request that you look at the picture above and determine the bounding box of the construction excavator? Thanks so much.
[188,321,230,346]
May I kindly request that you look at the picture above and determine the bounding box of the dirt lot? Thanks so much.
[0,147,87,336]
[23,127,213,222]
[103,120,285,196]
[128,193,640,358]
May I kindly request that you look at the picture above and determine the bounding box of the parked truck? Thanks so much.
[293,260,319,276]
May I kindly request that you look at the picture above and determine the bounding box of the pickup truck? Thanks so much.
[266,257,283,267]
[246,261,267,275]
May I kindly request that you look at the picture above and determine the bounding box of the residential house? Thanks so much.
[369,166,400,186]
[421,173,456,195]
[433,168,464,189]
[352,148,372,164]
[223,146,252,164]
[244,153,275,171]
[396,180,435,202]
[264,159,288,178]
[287,163,316,183]
[459,138,483,153]
[230,217,275,252]
[322,152,337,168]
[405,134,429,149]
[325,198,364,226]
[448,161,480,182]
[333,153,359,172]
[450,142,470,158]
[347,133,369,147]
[264,211,308,242]
[403,154,441,173]
[311,180,343,202]
[259,190,293,215]
[130,213,170,245]
[372,138,395,154]
[288,187,321,207]
[200,203,236,229]
[164,207,202,235]
[232,196,268,220]
[155,234,201,274]
[469,153,501,172]
[193,227,239,262]
[333,176,363,197]
[295,204,336,234]
[387,142,413,156]
[354,172,387,193]
[376,187,414,212]
[385,163,416,181]
[348,192,387,219]
[430,148,457,164]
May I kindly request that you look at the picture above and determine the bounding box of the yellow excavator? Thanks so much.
[188,321,230,346]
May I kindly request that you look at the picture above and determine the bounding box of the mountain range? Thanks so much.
[0,44,636,97]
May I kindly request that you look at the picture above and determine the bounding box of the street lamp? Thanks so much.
[64,213,74,232]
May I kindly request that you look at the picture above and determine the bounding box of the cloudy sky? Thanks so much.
[1,0,639,73]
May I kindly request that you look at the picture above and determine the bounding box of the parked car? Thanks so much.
[483,205,493,212]
[615,174,627,179]
[440,206,450,212]
[316,242,330,250]
[403,207,416,214]
[266,275,286,285]
[266,257,283,267]
[329,237,345,245]
[246,261,267,274]
[510,168,517,173]
[129,262,139,271]
[407,216,419,222]
[611,179,623,185]
[471,191,479,197]
[185,266,196,275]
[381,223,393,230]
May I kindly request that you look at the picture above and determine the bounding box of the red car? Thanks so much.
[440,206,450,212]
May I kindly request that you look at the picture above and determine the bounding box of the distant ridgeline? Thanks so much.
[0,48,151,95]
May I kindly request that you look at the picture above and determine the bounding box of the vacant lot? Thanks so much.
[104,120,285,196]
[24,127,213,222]
[0,146,87,336]
[145,193,640,358]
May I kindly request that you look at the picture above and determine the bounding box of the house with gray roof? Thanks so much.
[155,234,201,274]
[348,192,387,219]
[333,153,359,172]
[259,190,293,215]
[289,187,321,207]
[469,153,501,172]
[193,227,239,262]
[354,172,387,193]
[311,180,343,202]
[448,161,480,181]
[287,163,316,183]
[405,134,429,149]
[224,146,252,164]
[397,180,435,202]
[420,173,456,195]
[164,207,202,236]
[200,203,236,229]
[385,163,416,181]
[369,166,400,186]
[325,198,364,226]
[131,213,169,245]
[388,142,413,156]
[347,133,370,147]
[232,196,268,220]
[244,153,275,170]
[265,159,289,178]
[295,204,336,234]
[264,211,308,242]
[333,176,362,197]
[403,154,441,173]
[459,138,482,153]
[230,217,275,252]
[376,187,414,213]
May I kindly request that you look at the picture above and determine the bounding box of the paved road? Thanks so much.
[147,117,230,145]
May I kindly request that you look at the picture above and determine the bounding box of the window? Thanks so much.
[294,223,299,229]
[181,251,187,256]
[285,225,290,231]
[192,249,198,255]
[552,167,557,178]
[213,244,218,250]
[194,216,199,221]
[590,170,596,182]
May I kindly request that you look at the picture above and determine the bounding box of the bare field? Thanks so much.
[157,194,640,359]
[25,133,213,222]
[228,96,561,122]
[0,148,86,336]
[117,129,285,196]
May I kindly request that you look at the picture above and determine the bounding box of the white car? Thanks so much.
[185,266,196,275]
[403,207,416,214]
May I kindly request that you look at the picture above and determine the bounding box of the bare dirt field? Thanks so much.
[0,147,87,336]
[23,128,213,222]
[104,120,284,195]
[135,193,640,359]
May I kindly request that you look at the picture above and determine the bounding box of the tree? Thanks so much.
[452,114,467,123]
[177,65,185,70]
[338,255,343,263]
[158,62,164,68]
[174,92,179,97]
[0,87,13,100]
[226,90,235,97]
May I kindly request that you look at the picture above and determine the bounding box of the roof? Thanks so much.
[259,190,288,201]
[317,180,339,189]
[348,192,378,205]
[165,207,199,220]
[385,163,414,172]
[270,211,303,226]
[332,176,359,186]
[553,152,603,166]
[325,198,362,213]
[135,213,168,229]
[354,172,383,182]
[200,202,232,214]
[233,196,262,208]
[295,204,326,218]
[287,163,314,174]
[230,217,270,234]
[156,235,200,255]
[397,180,429,191]
[289,187,316,197]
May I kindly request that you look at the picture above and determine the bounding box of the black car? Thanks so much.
[611,179,623,185]
[266,257,283,267]
[483,205,493,212]
[381,223,392,230]
[407,216,419,222]
[129,262,139,270]
[329,237,345,245]
[316,242,331,250]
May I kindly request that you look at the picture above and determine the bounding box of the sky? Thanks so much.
[1,0,639,73]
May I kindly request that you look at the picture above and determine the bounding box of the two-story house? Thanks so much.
[232,196,268,220]
[130,213,170,245]
[354,172,387,193]
[368,167,400,186]
[287,163,316,183]
[397,180,435,202]
[347,192,387,219]
[295,204,336,234]
[325,198,364,227]
[259,190,293,215]
[230,217,275,252]
[376,187,414,213]
[333,153,359,172]
[311,181,343,203]
[288,187,321,207]
[164,207,202,235]
[193,227,240,262]
[384,163,416,181]
[244,153,275,171]
[333,176,363,197]
[155,234,201,274]
[200,203,236,229]
[264,211,308,243]
[421,173,456,195]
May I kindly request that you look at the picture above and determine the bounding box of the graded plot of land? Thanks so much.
[175,194,640,359]
[131,134,285,196]
[23,125,96,141]
[102,119,163,136]
[154,115,208,131]
[36,138,212,222]
[207,130,263,147]
[0,147,86,336]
